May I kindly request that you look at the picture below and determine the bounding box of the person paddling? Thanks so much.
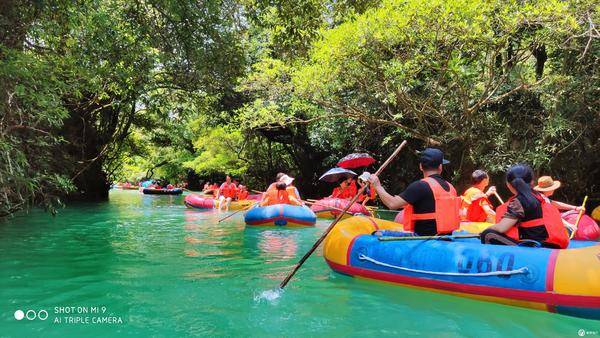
[367,148,460,236]
[480,164,569,249]
[460,170,496,222]
[534,176,584,212]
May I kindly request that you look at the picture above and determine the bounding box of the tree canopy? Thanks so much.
[0,0,598,216]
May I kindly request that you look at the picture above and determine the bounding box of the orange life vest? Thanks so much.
[262,189,291,206]
[495,195,569,249]
[220,183,237,198]
[466,196,492,222]
[237,189,248,200]
[403,177,460,234]
[286,186,302,205]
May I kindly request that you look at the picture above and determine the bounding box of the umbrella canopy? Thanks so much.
[337,153,375,169]
[319,167,357,183]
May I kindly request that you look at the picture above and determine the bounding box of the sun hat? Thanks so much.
[279,175,295,186]
[533,176,561,192]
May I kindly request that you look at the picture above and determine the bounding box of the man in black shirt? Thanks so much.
[367,148,455,236]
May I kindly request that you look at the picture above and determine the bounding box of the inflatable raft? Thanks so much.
[245,204,317,227]
[323,216,600,319]
[185,194,216,209]
[393,209,492,234]
[310,198,371,219]
[184,194,256,210]
[142,188,183,195]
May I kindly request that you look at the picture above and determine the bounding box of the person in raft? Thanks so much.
[329,178,348,198]
[534,176,584,212]
[460,170,497,223]
[217,176,238,212]
[329,175,358,199]
[480,164,569,249]
[266,173,287,192]
[534,175,584,233]
[367,148,460,236]
[260,180,302,206]
[358,181,377,205]
[236,185,249,200]
[285,176,303,204]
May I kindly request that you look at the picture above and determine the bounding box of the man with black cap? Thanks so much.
[367,148,460,236]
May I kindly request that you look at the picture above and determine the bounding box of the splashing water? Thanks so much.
[254,288,283,303]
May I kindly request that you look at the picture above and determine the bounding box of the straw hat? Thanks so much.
[534,176,561,192]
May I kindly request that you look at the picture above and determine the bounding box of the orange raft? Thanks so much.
[323,216,600,320]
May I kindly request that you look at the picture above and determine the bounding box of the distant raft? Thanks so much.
[310,198,372,219]
[324,216,600,320]
[184,194,255,210]
[142,188,183,195]
[245,204,317,227]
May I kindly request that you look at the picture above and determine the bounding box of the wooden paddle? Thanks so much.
[569,195,588,239]
[493,192,504,204]
[378,234,480,241]
[279,140,408,289]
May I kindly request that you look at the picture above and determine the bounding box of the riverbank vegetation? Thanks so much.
[1,0,598,216]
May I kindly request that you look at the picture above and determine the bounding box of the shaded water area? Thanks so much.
[1,190,596,337]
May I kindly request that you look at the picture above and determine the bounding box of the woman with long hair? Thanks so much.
[480,164,569,249]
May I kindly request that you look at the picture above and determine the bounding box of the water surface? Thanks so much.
[0,190,596,336]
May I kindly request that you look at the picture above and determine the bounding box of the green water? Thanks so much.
[1,190,597,337]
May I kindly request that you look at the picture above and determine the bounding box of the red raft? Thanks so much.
[184,194,215,209]
[310,197,372,219]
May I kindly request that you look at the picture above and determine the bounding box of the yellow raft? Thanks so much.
[323,216,600,319]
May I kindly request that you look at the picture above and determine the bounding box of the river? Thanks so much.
[0,190,596,337]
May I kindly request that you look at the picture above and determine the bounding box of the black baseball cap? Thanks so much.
[418,148,450,167]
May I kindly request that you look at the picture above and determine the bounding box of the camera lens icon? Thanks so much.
[14,309,48,321]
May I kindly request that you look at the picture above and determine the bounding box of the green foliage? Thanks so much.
[1,0,598,218]
[184,126,248,176]
[289,0,598,195]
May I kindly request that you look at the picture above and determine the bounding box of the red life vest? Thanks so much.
[495,195,569,249]
[403,177,460,234]
[466,196,492,222]
[220,183,237,198]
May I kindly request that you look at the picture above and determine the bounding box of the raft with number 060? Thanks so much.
[323,216,600,320]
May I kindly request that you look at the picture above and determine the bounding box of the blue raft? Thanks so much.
[245,204,317,227]
[324,216,600,320]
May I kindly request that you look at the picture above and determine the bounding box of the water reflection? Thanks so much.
[256,230,299,262]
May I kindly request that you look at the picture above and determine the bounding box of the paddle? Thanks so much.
[217,201,259,223]
[569,195,588,239]
[279,140,408,289]
[493,192,504,204]
[378,234,480,241]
